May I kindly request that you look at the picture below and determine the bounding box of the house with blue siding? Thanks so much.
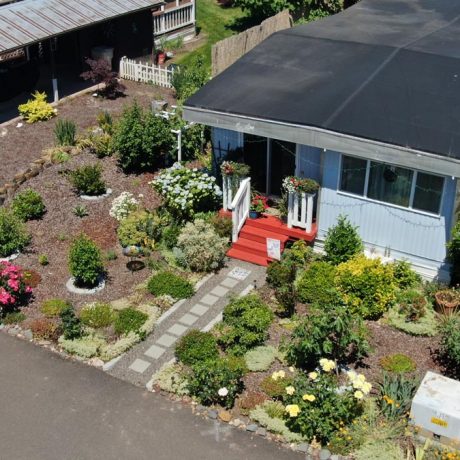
[184,0,460,281]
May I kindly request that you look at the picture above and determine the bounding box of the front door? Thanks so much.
[242,135,297,196]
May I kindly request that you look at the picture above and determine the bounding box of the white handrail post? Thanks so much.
[230,178,251,243]
[287,191,294,229]
[306,193,314,233]
[223,176,228,211]
[232,206,239,242]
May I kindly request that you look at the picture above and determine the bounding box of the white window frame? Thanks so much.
[338,154,446,216]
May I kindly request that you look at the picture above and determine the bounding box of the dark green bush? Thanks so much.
[41,298,71,317]
[324,215,363,265]
[187,357,245,408]
[147,271,194,299]
[60,305,83,340]
[80,302,114,328]
[210,214,232,240]
[114,308,148,335]
[0,207,30,257]
[69,164,106,196]
[11,189,46,221]
[392,260,421,289]
[54,118,76,146]
[68,234,104,287]
[282,240,314,268]
[296,261,337,305]
[217,294,274,355]
[440,315,460,371]
[175,330,219,365]
[286,302,369,369]
[266,259,296,289]
[161,224,182,249]
[117,210,162,248]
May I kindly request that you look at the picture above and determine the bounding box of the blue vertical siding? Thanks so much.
[317,150,456,275]
[211,128,243,163]
[297,145,322,182]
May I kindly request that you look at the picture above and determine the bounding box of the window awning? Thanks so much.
[0,0,160,53]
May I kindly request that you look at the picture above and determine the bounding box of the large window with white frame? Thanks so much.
[339,155,445,214]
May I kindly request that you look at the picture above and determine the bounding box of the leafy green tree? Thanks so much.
[171,56,209,101]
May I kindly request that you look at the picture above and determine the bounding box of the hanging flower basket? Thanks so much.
[435,289,460,315]
[282,176,319,195]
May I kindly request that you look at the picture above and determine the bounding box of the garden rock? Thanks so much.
[218,410,232,422]
[256,427,266,437]
[296,443,309,453]
[320,449,332,460]
[24,329,33,340]
[207,410,218,420]
[246,424,258,432]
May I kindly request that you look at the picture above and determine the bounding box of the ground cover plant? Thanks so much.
[147,271,194,299]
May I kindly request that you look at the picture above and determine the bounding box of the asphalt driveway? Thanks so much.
[0,333,301,460]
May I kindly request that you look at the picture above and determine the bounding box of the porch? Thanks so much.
[152,0,196,40]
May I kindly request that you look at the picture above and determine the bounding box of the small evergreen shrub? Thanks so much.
[336,255,397,319]
[296,261,337,305]
[266,260,296,289]
[60,305,83,340]
[0,208,30,257]
[41,298,71,317]
[117,210,161,248]
[439,315,460,370]
[282,240,314,268]
[69,164,106,196]
[380,354,416,374]
[176,219,227,272]
[244,345,277,372]
[114,308,148,336]
[11,189,46,221]
[217,294,274,355]
[30,318,61,341]
[18,91,55,123]
[175,330,219,365]
[187,357,245,408]
[54,118,76,146]
[79,302,114,328]
[68,234,104,287]
[2,311,26,324]
[147,271,194,299]
[161,224,181,249]
[392,260,421,289]
[324,215,363,265]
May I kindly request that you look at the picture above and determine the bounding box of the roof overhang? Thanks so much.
[184,106,460,178]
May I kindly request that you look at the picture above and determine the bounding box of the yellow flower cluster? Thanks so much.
[319,358,336,372]
[285,385,296,395]
[285,404,301,417]
[271,370,286,381]
[308,371,318,380]
[302,394,316,402]
[347,370,372,396]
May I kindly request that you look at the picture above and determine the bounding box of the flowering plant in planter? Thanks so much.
[0,261,32,313]
[282,176,319,195]
[220,161,250,178]
[151,163,222,220]
[250,195,268,213]
[282,359,371,443]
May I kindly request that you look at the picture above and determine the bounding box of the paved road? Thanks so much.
[0,334,301,460]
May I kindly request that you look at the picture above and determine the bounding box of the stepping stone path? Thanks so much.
[106,259,266,387]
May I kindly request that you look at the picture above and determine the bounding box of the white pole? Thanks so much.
[178,130,182,162]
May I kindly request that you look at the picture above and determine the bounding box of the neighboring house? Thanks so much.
[0,0,195,102]
[184,0,460,281]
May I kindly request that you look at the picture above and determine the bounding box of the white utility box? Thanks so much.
[410,371,460,448]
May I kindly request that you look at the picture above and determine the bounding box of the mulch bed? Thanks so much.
[0,80,175,187]
[5,151,162,327]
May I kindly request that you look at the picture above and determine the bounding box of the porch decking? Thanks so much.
[221,211,317,266]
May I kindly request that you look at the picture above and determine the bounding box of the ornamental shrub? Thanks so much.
[161,224,182,249]
[266,260,296,290]
[147,271,194,299]
[11,189,46,221]
[79,302,115,328]
[285,302,369,369]
[0,261,32,313]
[60,305,83,340]
[114,308,148,336]
[68,234,105,288]
[282,240,314,268]
[80,58,126,99]
[379,353,416,374]
[175,330,219,365]
[54,118,76,146]
[238,391,269,415]
[439,315,460,371]
[283,367,367,443]
[324,215,363,265]
[217,294,274,355]
[152,362,189,396]
[30,318,62,341]
[209,214,232,240]
[117,210,162,248]
[109,192,139,221]
[176,219,228,272]
[151,163,222,220]
[0,208,31,257]
[392,260,421,289]
[244,345,277,372]
[18,91,55,123]
[448,219,460,285]
[40,298,71,317]
[187,357,245,408]
[69,164,106,196]
[296,261,338,306]
[336,255,397,319]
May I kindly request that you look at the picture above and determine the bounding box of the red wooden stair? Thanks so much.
[226,213,317,266]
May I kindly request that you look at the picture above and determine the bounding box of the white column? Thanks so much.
[306,193,314,233]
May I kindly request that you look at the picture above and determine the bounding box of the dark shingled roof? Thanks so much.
[185,0,460,160]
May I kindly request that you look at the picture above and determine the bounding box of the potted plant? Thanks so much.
[282,176,320,195]
[249,194,267,219]
[435,288,460,315]
[156,37,167,65]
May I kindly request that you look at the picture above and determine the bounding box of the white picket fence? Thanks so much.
[287,191,316,233]
[119,57,175,88]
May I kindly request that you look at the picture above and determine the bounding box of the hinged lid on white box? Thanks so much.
[410,371,460,441]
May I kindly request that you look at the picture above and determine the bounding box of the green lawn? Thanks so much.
[176,0,249,69]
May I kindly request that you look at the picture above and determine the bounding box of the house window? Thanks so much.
[339,155,444,214]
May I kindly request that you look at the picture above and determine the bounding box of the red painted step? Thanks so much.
[239,225,289,247]
[227,247,270,266]
[245,214,317,241]
[232,237,273,259]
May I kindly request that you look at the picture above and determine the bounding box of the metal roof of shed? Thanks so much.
[0,0,159,53]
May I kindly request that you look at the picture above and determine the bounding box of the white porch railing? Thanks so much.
[153,2,195,36]
[119,57,174,88]
[230,178,251,242]
[222,176,246,211]
[287,191,315,233]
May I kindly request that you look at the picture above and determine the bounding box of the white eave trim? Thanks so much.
[183,106,460,178]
